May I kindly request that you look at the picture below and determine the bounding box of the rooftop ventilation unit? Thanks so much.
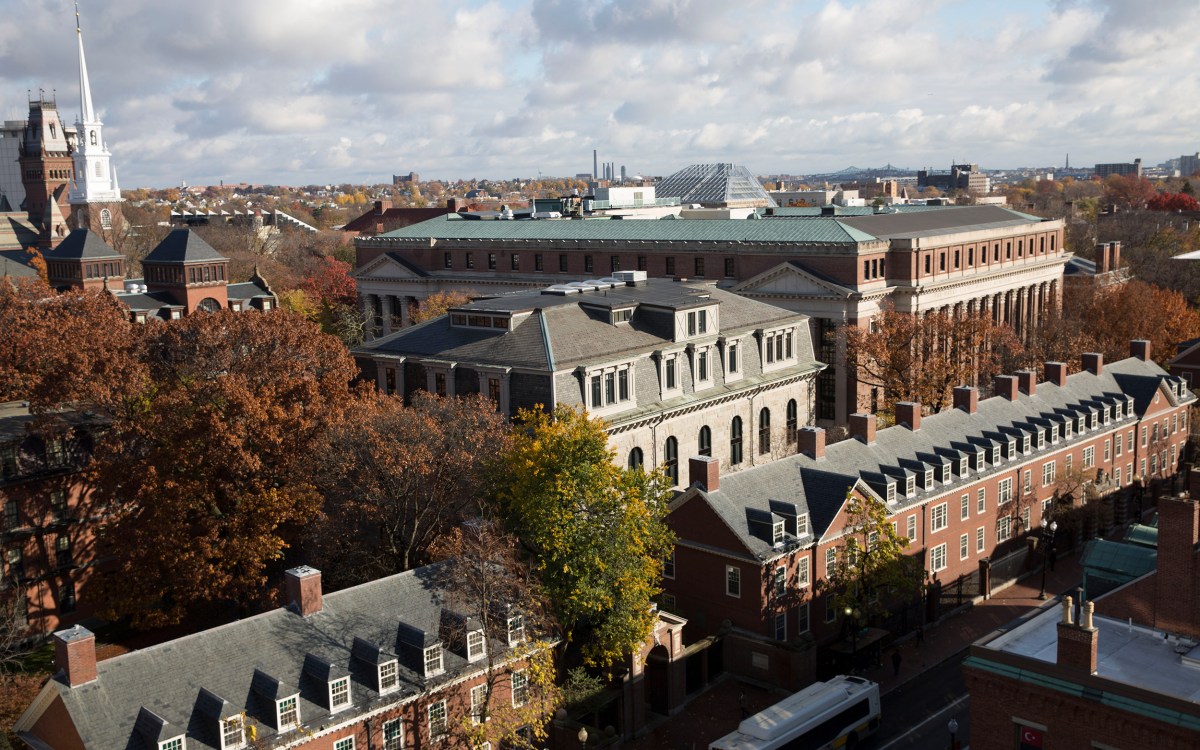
[611,270,648,286]
[542,284,581,296]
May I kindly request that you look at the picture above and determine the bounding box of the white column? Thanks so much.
[381,295,394,335]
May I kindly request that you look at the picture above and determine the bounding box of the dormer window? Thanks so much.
[687,310,707,336]
[958,458,968,476]
[905,476,915,496]
[1116,402,1124,418]
[1051,425,1059,442]
[796,514,809,536]
[507,614,525,646]
[1064,421,1073,439]
[330,676,351,711]
[1076,416,1085,432]
[939,464,951,483]
[611,308,633,324]
[379,660,399,693]
[886,482,897,503]
[423,645,444,677]
[1022,436,1031,453]
[1006,439,1015,458]
[924,469,934,488]
[991,447,1000,465]
[277,695,300,730]
[467,629,487,662]
[160,738,185,750]
[772,520,784,545]
[1036,430,1045,450]
[1103,405,1112,422]
[221,716,245,750]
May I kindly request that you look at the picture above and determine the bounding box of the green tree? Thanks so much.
[495,406,674,665]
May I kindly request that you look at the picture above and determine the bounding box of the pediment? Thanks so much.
[734,262,854,299]
[352,252,427,280]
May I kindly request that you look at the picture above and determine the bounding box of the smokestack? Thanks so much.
[593,150,598,179]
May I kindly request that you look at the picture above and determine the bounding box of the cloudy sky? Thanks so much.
[2,0,1198,188]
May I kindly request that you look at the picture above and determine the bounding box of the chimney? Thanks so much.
[895,402,921,431]
[1056,597,1099,674]
[374,199,393,215]
[1045,361,1068,387]
[849,413,876,445]
[286,565,323,617]
[689,455,719,492]
[1110,241,1121,271]
[952,386,978,414]
[1095,242,1110,274]
[1130,339,1151,362]
[798,427,825,460]
[994,374,1019,401]
[54,625,97,687]
[1154,496,1200,638]
[1016,370,1037,397]
[1082,352,1103,376]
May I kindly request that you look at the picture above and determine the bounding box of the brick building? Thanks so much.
[355,274,824,487]
[353,203,1066,423]
[15,565,555,750]
[660,343,1192,688]
[963,492,1200,749]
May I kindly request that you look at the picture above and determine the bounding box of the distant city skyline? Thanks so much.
[1,0,1198,188]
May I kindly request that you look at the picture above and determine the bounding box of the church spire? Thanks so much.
[75,2,95,124]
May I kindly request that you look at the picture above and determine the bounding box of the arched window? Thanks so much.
[730,417,743,466]
[90,130,97,146]
[698,426,712,457]
[628,447,643,471]
[758,408,771,455]
[664,437,678,486]
[786,399,798,444]
[100,208,112,230]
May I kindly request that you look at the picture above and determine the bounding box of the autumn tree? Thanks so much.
[1148,192,1200,212]
[1071,281,1200,368]
[495,406,674,665]
[410,290,474,324]
[88,310,359,628]
[1102,174,1157,211]
[306,391,510,589]
[426,520,561,749]
[844,305,1023,415]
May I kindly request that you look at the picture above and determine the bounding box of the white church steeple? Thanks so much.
[68,2,122,206]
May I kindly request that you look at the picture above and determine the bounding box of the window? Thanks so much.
[160,739,184,750]
[610,255,620,272]
[559,254,568,272]
[977,488,986,514]
[507,614,525,645]
[59,580,76,613]
[930,543,947,573]
[796,514,809,536]
[1083,446,1095,468]
[511,669,529,707]
[930,502,948,532]
[444,252,453,269]
[960,534,970,560]
[379,660,399,692]
[424,645,444,677]
[695,257,705,277]
[1065,454,1073,474]
[383,718,404,750]
[728,341,739,374]
[628,447,644,471]
[4,500,19,530]
[618,369,629,401]
[825,596,837,623]
[1023,469,1032,494]
[277,696,299,730]
[664,355,677,390]
[511,254,520,271]
[697,349,709,382]
[725,565,740,597]
[638,255,647,271]
[534,254,543,271]
[825,547,837,577]
[334,738,355,750]
[666,256,676,275]
[222,716,245,749]
[471,683,488,723]
[665,436,678,485]
[786,400,798,444]
[55,535,72,569]
[1042,461,1056,486]
[960,494,970,521]
[797,602,810,634]
[5,549,22,579]
[997,516,1012,543]
[725,257,735,277]
[467,629,486,661]
[663,549,675,579]
[759,408,771,455]
[730,417,744,466]
[1116,433,1123,456]
[584,255,594,273]
[774,613,787,642]
[773,566,786,597]
[487,253,497,270]
[434,372,446,397]
[906,515,916,540]
[976,526,986,553]
[428,700,448,740]
[100,208,112,230]
[797,557,810,587]
[329,676,351,710]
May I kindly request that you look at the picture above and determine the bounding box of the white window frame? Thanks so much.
[511,669,529,707]
[797,601,811,634]
[905,475,915,496]
[960,494,970,521]
[796,557,810,587]
[977,488,986,514]
[471,683,488,724]
[423,645,444,677]
[1115,433,1122,456]
[773,565,786,597]
[467,629,487,662]
[221,715,245,750]
[796,514,809,536]
[1083,446,1095,469]
[930,543,947,573]
[825,547,837,577]
[334,738,355,750]
[774,612,788,642]
[1042,461,1056,487]
[428,699,448,740]
[906,514,916,540]
[160,738,185,750]
[997,516,1013,543]
[960,533,970,560]
[383,718,404,750]
[379,660,399,693]
[976,526,986,553]
[277,695,300,731]
[930,502,948,532]
[663,549,676,579]
[726,565,741,597]
[329,676,351,711]
[507,614,525,646]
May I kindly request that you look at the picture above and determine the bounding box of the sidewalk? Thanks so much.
[625,549,1084,750]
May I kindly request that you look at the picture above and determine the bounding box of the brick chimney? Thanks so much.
[1045,362,1068,387]
[952,386,978,414]
[1082,352,1103,376]
[895,402,921,431]
[1154,496,1200,638]
[1056,596,1098,674]
[994,374,1019,401]
[1016,370,1037,397]
[1095,242,1110,274]
[689,455,719,492]
[849,413,876,445]
[798,427,825,460]
[1109,241,1121,271]
[54,625,97,687]
[374,199,393,215]
[1130,339,1151,362]
[286,566,323,617]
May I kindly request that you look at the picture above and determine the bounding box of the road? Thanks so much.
[863,649,971,750]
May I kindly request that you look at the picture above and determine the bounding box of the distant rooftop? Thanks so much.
[655,163,779,208]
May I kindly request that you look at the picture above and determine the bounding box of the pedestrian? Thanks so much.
[739,691,749,719]
[891,648,902,676]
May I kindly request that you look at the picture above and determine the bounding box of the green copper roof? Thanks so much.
[376,214,877,245]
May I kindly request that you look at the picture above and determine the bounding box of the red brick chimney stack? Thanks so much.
[1096,242,1110,274]
[1082,352,1104,376]
[1110,241,1121,271]
[1130,339,1151,362]
[1045,362,1068,387]
[286,566,323,617]
[849,413,876,445]
[1154,496,1200,639]
[798,427,825,460]
[689,455,720,492]
[953,386,978,414]
[994,375,1019,401]
[1016,370,1037,397]
[895,402,921,431]
[1057,597,1099,674]
[54,625,98,687]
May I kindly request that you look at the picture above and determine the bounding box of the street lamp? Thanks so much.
[1038,519,1058,600]
[578,726,588,750]
[844,606,861,673]
[948,718,959,750]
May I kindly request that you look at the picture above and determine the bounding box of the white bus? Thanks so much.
[709,675,881,750]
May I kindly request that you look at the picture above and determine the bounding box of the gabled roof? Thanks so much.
[45,228,121,260]
[143,228,226,264]
[341,206,452,234]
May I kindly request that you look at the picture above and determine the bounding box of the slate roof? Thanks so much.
[683,356,1193,561]
[0,249,40,279]
[226,278,274,300]
[29,565,521,750]
[359,278,806,371]
[341,206,452,235]
[45,228,122,260]
[143,228,226,264]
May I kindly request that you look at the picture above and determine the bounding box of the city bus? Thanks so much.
[709,675,881,750]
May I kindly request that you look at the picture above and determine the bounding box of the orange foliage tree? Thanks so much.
[410,290,473,324]
[1067,280,1200,368]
